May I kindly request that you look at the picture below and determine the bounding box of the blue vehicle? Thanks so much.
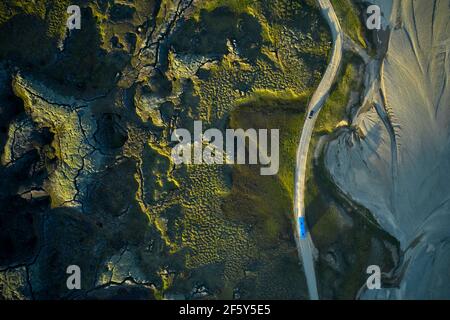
[298,217,307,239]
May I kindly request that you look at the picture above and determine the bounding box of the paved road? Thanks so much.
[293,0,343,300]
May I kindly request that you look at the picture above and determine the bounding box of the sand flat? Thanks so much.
[326,0,450,299]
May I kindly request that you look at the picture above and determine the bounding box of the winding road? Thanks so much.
[293,0,343,300]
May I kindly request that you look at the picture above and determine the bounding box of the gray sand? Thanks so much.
[326,0,450,299]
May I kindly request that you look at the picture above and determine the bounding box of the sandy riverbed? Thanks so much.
[326,0,450,299]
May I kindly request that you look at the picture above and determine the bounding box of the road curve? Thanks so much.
[294,0,343,300]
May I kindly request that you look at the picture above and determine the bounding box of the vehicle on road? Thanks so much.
[298,217,307,239]
[308,110,315,119]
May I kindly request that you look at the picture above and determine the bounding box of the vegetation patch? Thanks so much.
[315,53,363,134]
[331,0,367,48]
[219,89,309,298]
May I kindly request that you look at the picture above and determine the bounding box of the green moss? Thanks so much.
[45,0,70,39]
[235,88,304,109]
[13,75,88,207]
[331,0,367,48]
[191,0,278,48]
[171,6,264,62]
[0,268,29,300]
[155,0,179,25]
[315,56,361,134]
[311,204,342,247]
[233,89,309,195]
[192,0,256,20]
[0,0,69,40]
